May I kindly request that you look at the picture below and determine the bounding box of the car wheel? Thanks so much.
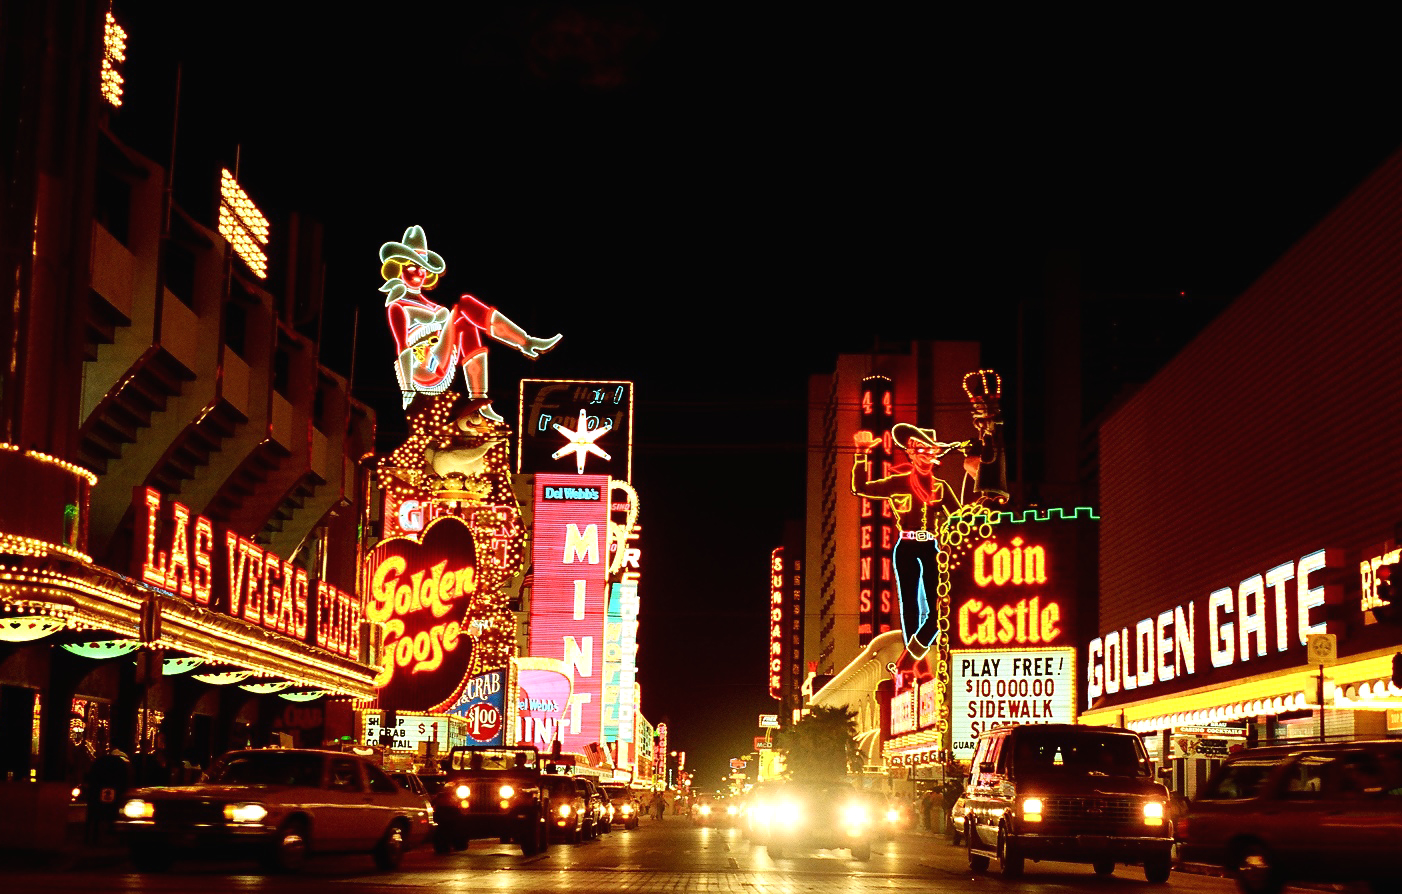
[129,845,172,873]
[1094,859,1115,876]
[432,826,452,855]
[767,842,784,859]
[997,825,1024,878]
[850,841,872,861]
[1144,854,1172,884]
[1233,839,1283,894]
[264,819,308,873]
[373,822,407,871]
[966,821,990,872]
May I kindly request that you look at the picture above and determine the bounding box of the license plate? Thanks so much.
[1079,835,1110,848]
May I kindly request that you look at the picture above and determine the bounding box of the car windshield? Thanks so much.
[1012,731,1147,776]
[542,777,578,797]
[1199,757,1279,800]
[448,748,538,772]
[602,785,627,799]
[210,751,324,787]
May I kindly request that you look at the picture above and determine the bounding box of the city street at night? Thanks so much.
[6,822,1292,894]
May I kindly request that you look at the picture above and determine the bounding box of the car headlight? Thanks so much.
[727,805,738,815]
[121,799,154,820]
[498,784,515,800]
[455,784,470,800]
[1022,797,1043,822]
[843,803,870,826]
[699,805,712,816]
[774,801,800,826]
[621,804,633,815]
[1142,801,1164,825]
[558,804,572,817]
[223,802,269,824]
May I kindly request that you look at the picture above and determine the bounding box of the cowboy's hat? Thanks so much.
[892,423,969,453]
[379,225,446,273]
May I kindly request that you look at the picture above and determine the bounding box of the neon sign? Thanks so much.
[380,226,560,421]
[364,517,482,711]
[1086,548,1338,708]
[957,596,1062,646]
[856,376,897,644]
[528,473,611,754]
[973,536,1046,587]
[518,379,633,479]
[134,488,358,657]
[769,548,784,698]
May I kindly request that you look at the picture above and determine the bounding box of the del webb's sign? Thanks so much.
[135,487,360,658]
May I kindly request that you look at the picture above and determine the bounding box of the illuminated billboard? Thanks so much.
[364,516,485,712]
[856,376,896,644]
[515,657,573,750]
[528,473,611,755]
[443,666,512,746]
[949,648,1076,761]
[518,379,632,479]
[135,488,359,658]
[950,524,1079,650]
[768,548,783,699]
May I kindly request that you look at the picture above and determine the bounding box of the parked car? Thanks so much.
[116,748,434,873]
[754,779,876,861]
[577,775,610,835]
[602,783,640,829]
[947,792,968,845]
[542,774,592,842]
[1178,739,1402,894]
[962,723,1173,882]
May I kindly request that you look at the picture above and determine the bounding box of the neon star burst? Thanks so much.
[551,411,612,473]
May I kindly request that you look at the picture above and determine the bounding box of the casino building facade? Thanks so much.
[1,3,378,847]
[1080,146,1402,795]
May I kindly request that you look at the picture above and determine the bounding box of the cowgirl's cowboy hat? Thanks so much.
[379,225,446,274]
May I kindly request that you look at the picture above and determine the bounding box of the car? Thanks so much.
[542,774,592,842]
[690,794,731,826]
[576,775,610,835]
[947,792,969,845]
[601,783,640,829]
[389,770,430,798]
[430,746,549,856]
[739,781,784,839]
[754,779,877,861]
[1178,739,1402,894]
[115,747,434,873]
[962,723,1174,883]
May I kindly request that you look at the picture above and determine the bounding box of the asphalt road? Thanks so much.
[5,817,1322,894]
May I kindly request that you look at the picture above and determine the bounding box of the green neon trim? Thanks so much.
[61,640,140,659]
[993,506,1100,524]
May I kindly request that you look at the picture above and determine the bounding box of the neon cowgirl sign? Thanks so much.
[134,488,359,657]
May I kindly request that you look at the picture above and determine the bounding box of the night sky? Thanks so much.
[111,3,1402,787]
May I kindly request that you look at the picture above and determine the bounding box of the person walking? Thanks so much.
[84,741,131,844]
